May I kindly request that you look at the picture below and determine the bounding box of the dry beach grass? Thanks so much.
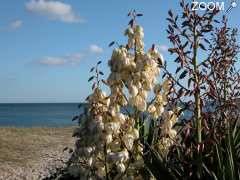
[0,126,75,180]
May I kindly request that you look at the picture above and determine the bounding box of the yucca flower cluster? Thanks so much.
[157,108,179,156]
[148,78,180,156]
[70,12,179,179]
[148,79,170,119]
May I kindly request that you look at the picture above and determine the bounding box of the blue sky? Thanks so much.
[0,0,239,103]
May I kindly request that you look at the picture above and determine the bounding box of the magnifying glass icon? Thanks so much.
[226,0,238,13]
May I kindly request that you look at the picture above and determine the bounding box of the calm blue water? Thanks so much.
[0,103,194,127]
[0,103,83,127]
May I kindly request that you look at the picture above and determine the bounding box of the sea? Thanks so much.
[0,103,83,127]
[0,102,193,127]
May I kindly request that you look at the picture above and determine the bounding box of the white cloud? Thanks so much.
[39,57,66,65]
[38,44,103,66]
[157,45,169,52]
[66,53,85,64]
[0,20,22,32]
[38,52,85,66]
[89,44,104,54]
[26,0,85,23]
[10,20,23,29]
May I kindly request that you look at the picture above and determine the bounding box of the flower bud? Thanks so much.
[104,133,113,144]
[132,128,139,139]
[123,134,134,150]
[107,150,129,163]
[156,94,163,102]
[116,163,126,173]
[128,38,135,49]
[148,104,156,113]
[129,84,138,97]
[139,90,147,99]
[115,113,126,124]
[158,53,164,66]
[162,79,171,92]
[154,84,162,94]
[135,25,144,38]
[124,27,134,38]
[88,157,93,167]
[169,129,177,138]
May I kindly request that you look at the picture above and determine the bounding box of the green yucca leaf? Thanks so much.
[146,119,155,146]
[213,119,240,180]
[143,143,176,180]
[215,144,223,176]
[203,162,219,180]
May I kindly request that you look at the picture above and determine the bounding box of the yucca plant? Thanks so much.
[66,0,239,179]
[68,10,181,179]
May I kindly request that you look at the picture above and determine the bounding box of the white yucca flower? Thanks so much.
[115,112,126,124]
[124,27,134,38]
[107,150,129,163]
[134,25,144,38]
[123,134,135,150]
[148,104,156,113]
[104,133,113,144]
[117,162,126,173]
[129,84,139,97]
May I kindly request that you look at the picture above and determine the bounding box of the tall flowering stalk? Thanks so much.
[165,0,221,178]
[68,11,179,179]
[163,0,240,179]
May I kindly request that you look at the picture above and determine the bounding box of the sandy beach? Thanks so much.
[0,126,75,180]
